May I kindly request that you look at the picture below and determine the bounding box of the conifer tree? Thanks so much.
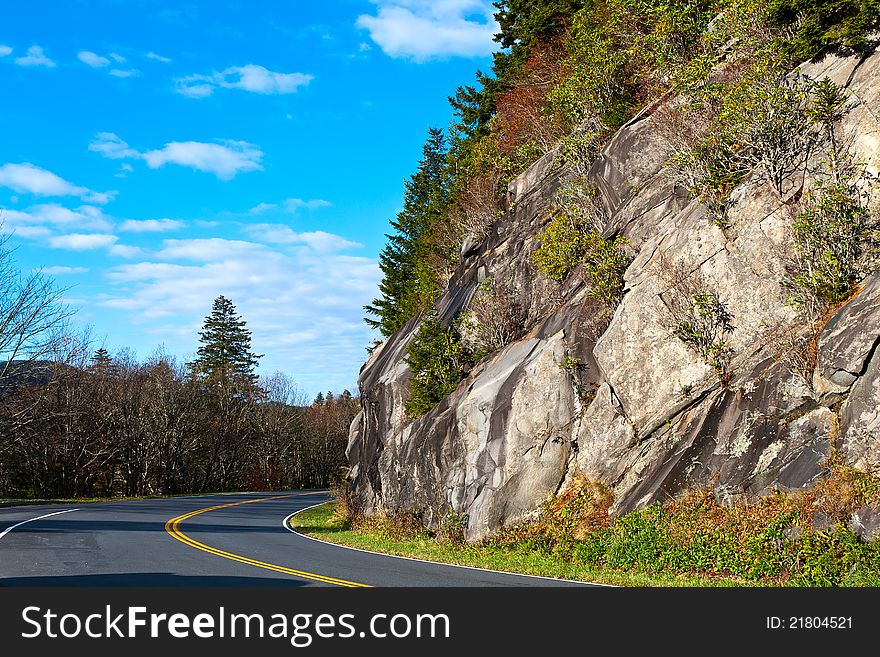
[364,127,450,336]
[190,296,262,397]
[88,347,118,377]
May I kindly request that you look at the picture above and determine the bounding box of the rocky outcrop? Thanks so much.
[348,47,880,541]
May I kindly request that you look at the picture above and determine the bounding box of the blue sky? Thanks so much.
[0,0,499,397]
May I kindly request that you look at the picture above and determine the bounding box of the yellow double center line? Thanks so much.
[164,494,370,588]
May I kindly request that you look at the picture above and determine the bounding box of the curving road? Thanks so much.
[0,492,590,587]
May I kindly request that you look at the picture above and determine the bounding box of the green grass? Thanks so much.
[290,501,755,587]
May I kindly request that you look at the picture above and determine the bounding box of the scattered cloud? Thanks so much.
[0,163,115,204]
[245,224,361,252]
[175,64,313,98]
[156,237,265,261]
[101,236,380,392]
[146,51,172,63]
[114,163,134,179]
[8,225,52,239]
[0,45,13,57]
[284,198,332,211]
[89,133,263,180]
[14,45,56,68]
[41,266,89,275]
[119,218,185,233]
[142,141,263,179]
[48,233,118,250]
[88,133,140,159]
[248,198,331,214]
[78,50,110,67]
[356,0,498,61]
[109,68,139,78]
[79,51,138,77]
[247,202,277,215]
[2,203,114,232]
[109,244,145,258]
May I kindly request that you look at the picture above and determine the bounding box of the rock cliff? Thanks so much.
[348,47,880,541]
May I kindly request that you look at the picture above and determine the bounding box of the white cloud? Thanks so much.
[114,163,135,179]
[101,236,381,393]
[175,64,313,98]
[108,244,145,258]
[15,45,56,68]
[79,51,138,77]
[89,133,263,180]
[156,237,266,261]
[143,141,263,179]
[245,224,361,252]
[9,225,52,239]
[119,218,185,233]
[0,45,12,57]
[89,133,140,159]
[109,68,139,78]
[284,198,332,211]
[78,50,110,68]
[247,202,277,215]
[356,0,498,61]
[174,79,214,99]
[41,266,89,275]
[248,198,331,214]
[1,203,114,242]
[48,233,118,250]
[0,163,115,204]
[146,51,172,63]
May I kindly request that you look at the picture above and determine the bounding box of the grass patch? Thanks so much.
[290,501,752,587]
[295,457,880,587]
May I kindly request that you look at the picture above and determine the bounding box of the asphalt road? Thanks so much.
[0,491,589,587]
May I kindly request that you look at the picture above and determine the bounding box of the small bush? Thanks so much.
[404,313,479,418]
[532,213,590,281]
[559,355,597,407]
[435,510,469,545]
[355,509,428,542]
[660,260,736,381]
[459,277,525,355]
[764,321,820,380]
[786,173,877,312]
[331,480,359,527]
[533,178,632,303]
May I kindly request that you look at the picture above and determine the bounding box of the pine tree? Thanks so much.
[88,347,118,377]
[364,127,450,336]
[190,296,262,397]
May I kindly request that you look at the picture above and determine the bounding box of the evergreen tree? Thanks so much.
[190,296,262,397]
[313,392,325,406]
[364,127,450,336]
[88,347,118,377]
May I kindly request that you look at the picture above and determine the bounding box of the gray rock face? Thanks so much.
[348,48,880,540]
[849,505,880,542]
[814,273,880,397]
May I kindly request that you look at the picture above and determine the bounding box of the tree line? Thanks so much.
[0,278,357,499]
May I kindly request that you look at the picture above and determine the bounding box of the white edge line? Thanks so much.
[283,502,617,588]
[0,508,80,541]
